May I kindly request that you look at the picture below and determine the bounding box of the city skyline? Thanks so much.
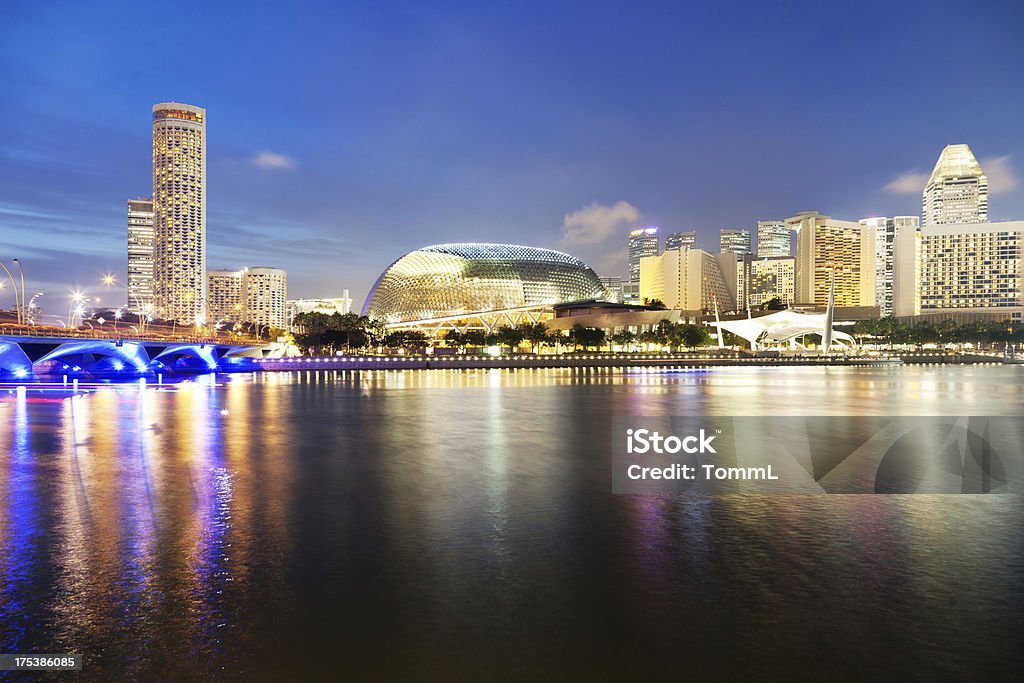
[1,1,1023,310]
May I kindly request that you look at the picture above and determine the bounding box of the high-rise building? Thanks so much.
[598,276,624,303]
[757,220,790,257]
[628,227,659,284]
[207,269,243,325]
[207,266,289,331]
[665,230,696,252]
[152,102,207,323]
[243,267,288,331]
[720,229,752,258]
[639,247,733,312]
[786,211,875,308]
[921,221,1023,321]
[744,256,796,309]
[922,144,988,227]
[892,218,921,318]
[860,216,920,317]
[127,198,154,312]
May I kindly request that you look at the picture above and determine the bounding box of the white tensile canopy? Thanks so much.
[715,310,856,349]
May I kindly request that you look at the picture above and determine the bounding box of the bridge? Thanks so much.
[0,331,268,379]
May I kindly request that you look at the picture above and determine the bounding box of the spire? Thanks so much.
[926,144,986,186]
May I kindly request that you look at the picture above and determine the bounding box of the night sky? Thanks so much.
[2,0,1022,310]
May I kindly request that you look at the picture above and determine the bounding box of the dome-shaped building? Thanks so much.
[363,243,608,323]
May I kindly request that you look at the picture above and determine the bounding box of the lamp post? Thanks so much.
[27,292,43,325]
[102,274,150,334]
[0,262,21,325]
[67,291,85,328]
[12,259,25,325]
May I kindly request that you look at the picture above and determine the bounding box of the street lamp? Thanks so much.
[27,292,43,325]
[67,290,85,328]
[12,259,25,325]
[102,273,149,333]
[0,262,21,325]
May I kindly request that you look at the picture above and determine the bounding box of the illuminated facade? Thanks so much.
[127,197,154,310]
[921,221,1023,320]
[744,256,796,308]
[757,220,790,257]
[363,243,607,323]
[628,228,659,284]
[207,267,288,330]
[787,212,875,307]
[243,267,288,330]
[152,102,206,323]
[861,216,920,317]
[207,269,243,325]
[719,229,752,258]
[922,144,988,227]
[639,247,733,312]
[893,218,921,317]
[665,230,696,252]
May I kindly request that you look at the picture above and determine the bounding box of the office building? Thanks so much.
[720,229,752,259]
[921,221,1023,321]
[152,102,207,323]
[744,256,796,309]
[207,267,289,330]
[787,211,875,307]
[861,216,920,317]
[757,221,791,257]
[243,267,289,330]
[628,228,659,284]
[598,277,624,303]
[207,269,243,325]
[639,247,733,312]
[892,218,921,317]
[922,144,988,227]
[127,197,154,311]
[665,230,696,252]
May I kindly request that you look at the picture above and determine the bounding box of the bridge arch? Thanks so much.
[34,341,152,374]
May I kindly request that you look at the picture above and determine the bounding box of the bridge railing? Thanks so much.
[0,323,259,345]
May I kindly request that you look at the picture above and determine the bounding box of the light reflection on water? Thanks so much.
[0,366,1021,679]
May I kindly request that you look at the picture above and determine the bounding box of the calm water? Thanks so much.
[1,366,1022,680]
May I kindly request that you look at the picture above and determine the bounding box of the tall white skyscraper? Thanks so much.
[628,227,659,284]
[922,144,988,227]
[719,228,752,258]
[127,197,154,311]
[152,102,207,323]
[757,220,790,257]
[892,217,921,318]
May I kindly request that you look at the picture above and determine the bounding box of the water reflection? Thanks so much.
[0,367,1020,678]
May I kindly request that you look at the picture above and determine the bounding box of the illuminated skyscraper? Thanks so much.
[152,102,206,323]
[628,227,659,284]
[859,216,920,317]
[719,228,752,258]
[127,197,154,311]
[757,221,790,257]
[665,230,696,252]
[922,144,988,227]
[787,211,875,307]
[207,269,243,325]
[243,267,288,330]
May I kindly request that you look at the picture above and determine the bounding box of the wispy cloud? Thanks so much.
[560,200,641,246]
[982,155,1018,194]
[883,171,929,194]
[249,151,297,170]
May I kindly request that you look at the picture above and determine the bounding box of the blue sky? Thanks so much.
[1,0,1022,310]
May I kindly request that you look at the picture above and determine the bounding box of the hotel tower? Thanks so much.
[152,102,207,323]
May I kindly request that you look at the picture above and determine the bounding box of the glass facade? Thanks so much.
[363,243,608,323]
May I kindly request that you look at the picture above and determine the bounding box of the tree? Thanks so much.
[521,322,550,353]
[495,325,525,353]
[642,298,667,309]
[762,297,786,311]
